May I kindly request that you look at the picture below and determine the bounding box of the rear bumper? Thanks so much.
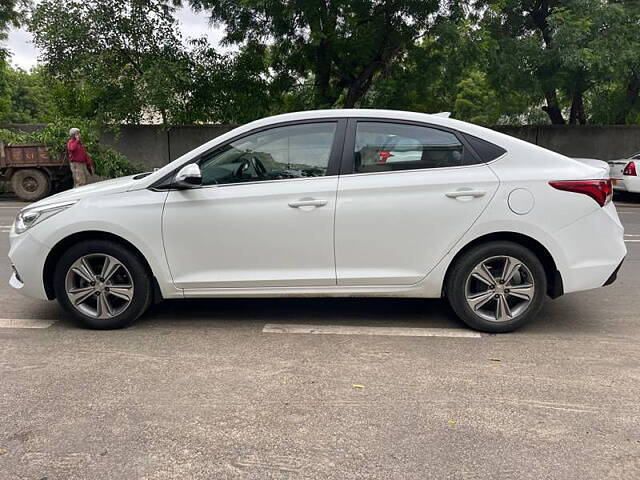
[554,202,626,294]
[603,258,624,286]
[612,176,640,193]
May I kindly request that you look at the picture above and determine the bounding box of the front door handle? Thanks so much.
[288,198,328,208]
[445,189,486,199]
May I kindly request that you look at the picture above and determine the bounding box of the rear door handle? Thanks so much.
[445,189,486,199]
[288,198,328,208]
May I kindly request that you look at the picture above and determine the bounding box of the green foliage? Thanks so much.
[0,0,632,126]
[30,0,192,124]
[477,0,640,124]
[0,67,57,123]
[0,1,30,120]
[453,72,502,125]
[0,119,142,178]
[187,0,448,109]
[0,0,26,58]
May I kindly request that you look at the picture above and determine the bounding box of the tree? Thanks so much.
[479,0,567,124]
[361,14,480,114]
[187,0,457,109]
[479,0,640,125]
[0,1,29,120]
[568,0,640,124]
[0,0,26,59]
[30,0,193,124]
[0,67,56,123]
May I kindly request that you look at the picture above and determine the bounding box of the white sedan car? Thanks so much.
[608,152,640,193]
[8,110,626,332]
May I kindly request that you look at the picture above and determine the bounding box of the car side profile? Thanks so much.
[8,109,626,332]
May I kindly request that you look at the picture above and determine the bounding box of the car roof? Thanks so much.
[249,109,449,125]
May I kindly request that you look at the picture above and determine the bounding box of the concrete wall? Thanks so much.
[3,123,640,168]
[101,125,239,167]
[494,125,640,160]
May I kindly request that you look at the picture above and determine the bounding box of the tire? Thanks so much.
[445,241,547,333]
[11,168,51,201]
[53,240,152,329]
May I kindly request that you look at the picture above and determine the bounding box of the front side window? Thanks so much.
[353,122,477,173]
[199,122,337,186]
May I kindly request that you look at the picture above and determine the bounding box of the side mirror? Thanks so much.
[174,163,202,189]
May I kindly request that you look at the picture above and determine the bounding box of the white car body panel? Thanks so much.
[162,177,338,289]
[7,109,626,306]
[335,163,499,285]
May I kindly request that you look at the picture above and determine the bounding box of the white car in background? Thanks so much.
[608,152,640,193]
[8,109,626,333]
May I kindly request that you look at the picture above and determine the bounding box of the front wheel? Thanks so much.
[53,240,152,329]
[446,241,547,333]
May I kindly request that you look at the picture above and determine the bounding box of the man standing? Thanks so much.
[67,128,95,188]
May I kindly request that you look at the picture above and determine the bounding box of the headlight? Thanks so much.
[14,200,78,234]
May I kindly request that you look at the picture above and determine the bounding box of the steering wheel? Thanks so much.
[236,155,268,180]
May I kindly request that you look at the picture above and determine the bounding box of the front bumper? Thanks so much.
[8,230,51,300]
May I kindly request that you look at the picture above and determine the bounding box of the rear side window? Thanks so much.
[352,122,481,174]
[462,133,506,162]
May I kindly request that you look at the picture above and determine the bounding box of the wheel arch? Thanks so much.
[443,231,563,299]
[43,230,162,301]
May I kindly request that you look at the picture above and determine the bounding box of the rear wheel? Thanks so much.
[53,240,152,329]
[11,168,51,201]
[446,241,546,333]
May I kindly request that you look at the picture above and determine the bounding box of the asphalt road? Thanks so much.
[1,195,639,480]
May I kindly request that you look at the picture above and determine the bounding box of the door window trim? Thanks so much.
[338,118,487,176]
[151,118,348,190]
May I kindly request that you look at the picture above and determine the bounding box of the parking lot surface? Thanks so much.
[1,196,639,479]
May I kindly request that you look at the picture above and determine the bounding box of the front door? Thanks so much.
[335,120,500,286]
[162,121,343,289]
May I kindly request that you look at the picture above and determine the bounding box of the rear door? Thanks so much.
[334,119,501,286]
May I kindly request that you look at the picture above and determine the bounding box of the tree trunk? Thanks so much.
[314,42,335,108]
[311,1,338,108]
[569,91,586,125]
[343,43,402,108]
[531,2,567,125]
[542,90,565,124]
[614,72,640,124]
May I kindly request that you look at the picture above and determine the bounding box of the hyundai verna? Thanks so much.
[8,110,626,332]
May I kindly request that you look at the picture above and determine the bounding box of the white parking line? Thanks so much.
[262,324,481,338]
[0,318,57,329]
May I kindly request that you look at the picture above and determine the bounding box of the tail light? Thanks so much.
[549,179,613,207]
[623,161,637,176]
[378,150,394,163]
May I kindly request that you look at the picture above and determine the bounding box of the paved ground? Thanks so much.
[1,195,639,479]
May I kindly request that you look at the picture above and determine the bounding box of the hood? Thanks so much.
[25,175,140,211]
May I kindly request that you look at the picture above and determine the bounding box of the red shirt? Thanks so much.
[67,138,94,170]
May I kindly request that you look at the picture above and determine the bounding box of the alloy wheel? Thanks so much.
[64,254,134,319]
[464,255,535,323]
